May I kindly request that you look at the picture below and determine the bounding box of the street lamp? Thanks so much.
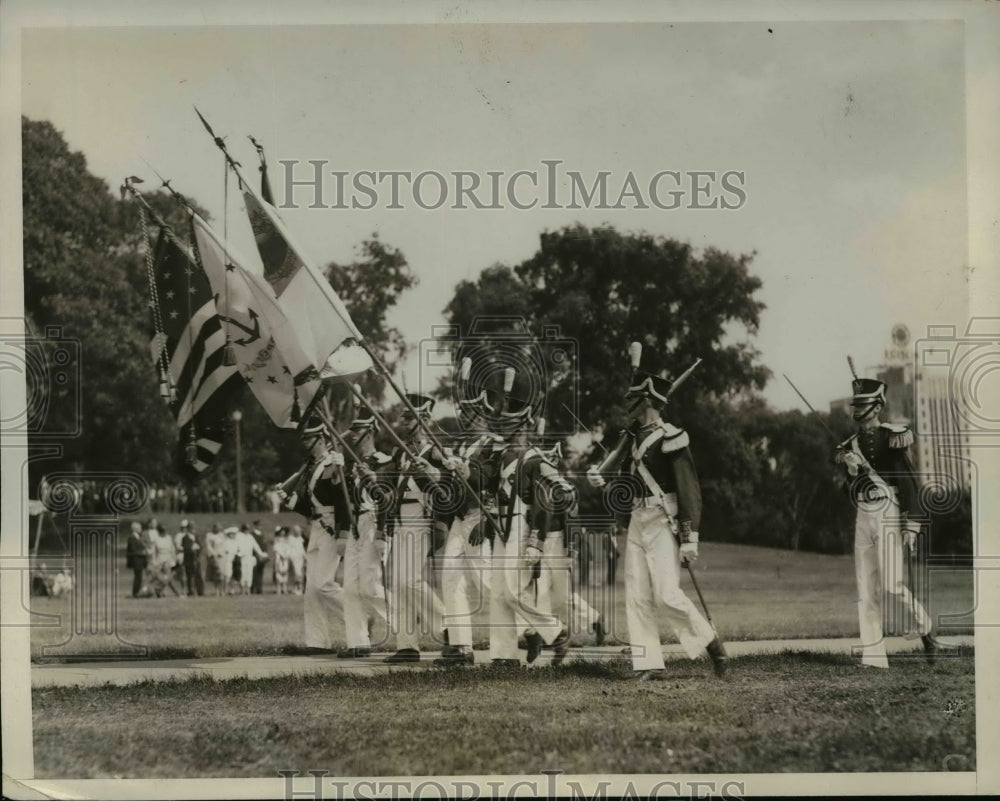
[232,409,245,513]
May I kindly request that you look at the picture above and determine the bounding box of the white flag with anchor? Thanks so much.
[191,212,320,428]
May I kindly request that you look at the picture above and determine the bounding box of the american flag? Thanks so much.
[147,224,241,477]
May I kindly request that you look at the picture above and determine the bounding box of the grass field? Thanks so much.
[28,537,976,661]
[31,651,975,777]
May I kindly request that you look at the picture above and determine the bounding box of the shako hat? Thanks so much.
[624,342,673,405]
[851,377,887,408]
[402,393,435,418]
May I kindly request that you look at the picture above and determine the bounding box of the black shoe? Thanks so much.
[490,658,522,667]
[592,617,606,647]
[550,628,571,666]
[439,644,462,658]
[706,637,728,677]
[635,668,667,682]
[433,649,474,668]
[304,646,335,655]
[384,648,421,664]
[525,632,544,664]
[337,647,371,659]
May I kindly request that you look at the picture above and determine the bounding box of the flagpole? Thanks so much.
[194,110,507,539]
[346,384,423,462]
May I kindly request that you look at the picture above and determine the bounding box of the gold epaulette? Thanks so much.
[882,423,914,449]
[659,422,690,453]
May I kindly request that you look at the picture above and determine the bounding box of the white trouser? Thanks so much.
[854,494,931,668]
[238,555,255,589]
[343,511,389,650]
[536,532,600,636]
[304,521,344,649]
[440,509,492,648]
[488,508,565,661]
[388,513,443,651]
[625,502,716,670]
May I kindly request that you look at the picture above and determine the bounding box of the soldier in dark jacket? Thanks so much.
[834,376,953,667]
[382,394,447,664]
[487,391,572,666]
[337,404,391,658]
[434,360,506,666]
[588,350,727,680]
[277,415,347,653]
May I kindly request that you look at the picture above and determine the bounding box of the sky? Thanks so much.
[15,14,977,412]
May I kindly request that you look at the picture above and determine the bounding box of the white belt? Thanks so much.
[632,495,663,509]
[633,494,674,510]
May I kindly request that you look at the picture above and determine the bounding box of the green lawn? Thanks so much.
[31,651,975,777]
[28,538,975,661]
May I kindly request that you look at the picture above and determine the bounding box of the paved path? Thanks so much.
[31,635,973,688]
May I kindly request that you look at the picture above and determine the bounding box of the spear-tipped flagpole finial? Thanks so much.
[193,105,217,140]
[193,107,242,172]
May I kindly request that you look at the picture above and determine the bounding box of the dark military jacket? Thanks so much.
[837,423,920,516]
[380,440,447,527]
[447,433,506,522]
[614,421,702,531]
[497,445,577,541]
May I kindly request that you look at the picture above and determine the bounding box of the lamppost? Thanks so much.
[233,409,245,513]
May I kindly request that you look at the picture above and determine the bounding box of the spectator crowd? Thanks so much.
[120,516,619,602]
[145,482,284,514]
[124,518,306,598]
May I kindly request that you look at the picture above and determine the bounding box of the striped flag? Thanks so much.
[147,224,241,477]
[190,212,321,428]
[242,178,372,381]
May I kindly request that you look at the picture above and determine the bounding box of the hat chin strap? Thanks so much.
[853,402,882,423]
[627,396,648,416]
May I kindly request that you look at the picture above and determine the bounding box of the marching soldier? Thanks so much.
[532,437,607,646]
[834,375,953,668]
[490,387,571,666]
[586,349,727,680]
[278,416,346,653]
[383,394,447,664]
[434,360,504,667]
[338,404,391,658]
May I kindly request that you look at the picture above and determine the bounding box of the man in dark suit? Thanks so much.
[125,521,149,598]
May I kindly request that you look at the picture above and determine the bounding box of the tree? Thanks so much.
[439,224,780,548]
[325,235,417,402]
[22,117,181,487]
[440,225,769,440]
[737,404,855,552]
